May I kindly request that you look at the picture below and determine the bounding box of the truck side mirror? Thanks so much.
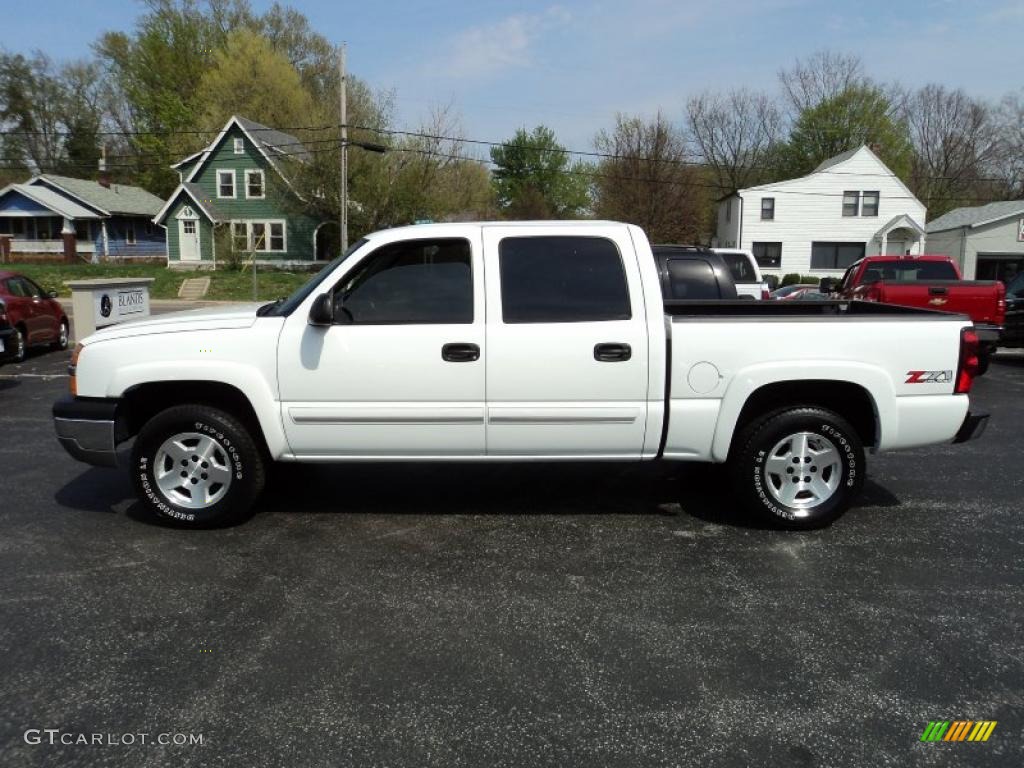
[308,293,334,326]
[818,277,835,294]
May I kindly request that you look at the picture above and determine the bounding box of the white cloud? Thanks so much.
[440,6,572,79]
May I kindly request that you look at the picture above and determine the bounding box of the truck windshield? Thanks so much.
[864,260,959,281]
[259,238,368,317]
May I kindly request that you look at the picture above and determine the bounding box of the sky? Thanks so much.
[5,0,1023,151]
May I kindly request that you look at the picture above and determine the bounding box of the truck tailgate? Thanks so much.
[877,281,1003,325]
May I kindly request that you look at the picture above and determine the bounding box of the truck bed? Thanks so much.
[662,298,963,319]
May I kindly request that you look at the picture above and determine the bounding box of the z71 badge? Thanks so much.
[905,370,953,384]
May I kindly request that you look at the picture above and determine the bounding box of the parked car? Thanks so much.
[1001,271,1024,350]
[0,315,14,364]
[0,271,70,363]
[54,221,986,531]
[772,284,819,300]
[652,246,738,300]
[712,248,769,299]
[832,255,1005,373]
[789,290,832,302]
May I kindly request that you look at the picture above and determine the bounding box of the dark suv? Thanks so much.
[1002,272,1024,349]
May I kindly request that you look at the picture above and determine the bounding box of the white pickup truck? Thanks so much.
[53,221,988,530]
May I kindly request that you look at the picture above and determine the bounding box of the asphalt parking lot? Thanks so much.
[1,348,1022,767]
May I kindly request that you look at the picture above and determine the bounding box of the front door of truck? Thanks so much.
[277,233,486,457]
[481,226,649,457]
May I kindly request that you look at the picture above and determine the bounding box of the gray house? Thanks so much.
[926,201,1024,282]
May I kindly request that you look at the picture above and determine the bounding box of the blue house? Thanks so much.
[0,174,165,263]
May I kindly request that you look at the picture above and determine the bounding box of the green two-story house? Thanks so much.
[154,115,332,267]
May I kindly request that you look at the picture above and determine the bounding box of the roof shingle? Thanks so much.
[33,174,164,216]
[926,201,1024,232]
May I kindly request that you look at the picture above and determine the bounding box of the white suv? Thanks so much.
[712,248,768,300]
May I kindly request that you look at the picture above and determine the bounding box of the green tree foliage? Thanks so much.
[490,126,590,219]
[0,52,104,176]
[780,85,914,181]
[195,29,315,133]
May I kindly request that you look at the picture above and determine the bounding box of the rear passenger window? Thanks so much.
[666,259,721,299]
[332,238,472,324]
[499,236,631,323]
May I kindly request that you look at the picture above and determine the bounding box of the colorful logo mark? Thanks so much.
[920,721,997,742]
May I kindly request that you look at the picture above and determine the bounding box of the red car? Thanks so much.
[0,271,70,363]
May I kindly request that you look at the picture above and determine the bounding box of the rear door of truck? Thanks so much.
[481,225,650,457]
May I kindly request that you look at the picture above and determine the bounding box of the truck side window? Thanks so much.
[332,238,473,324]
[499,236,631,323]
[666,258,721,299]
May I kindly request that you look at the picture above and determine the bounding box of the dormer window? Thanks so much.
[233,138,244,154]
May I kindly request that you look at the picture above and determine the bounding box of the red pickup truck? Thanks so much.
[831,255,1005,372]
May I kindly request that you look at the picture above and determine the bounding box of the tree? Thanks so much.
[489,125,590,219]
[779,85,914,180]
[902,85,1003,216]
[686,89,783,193]
[994,89,1024,200]
[195,29,315,133]
[593,112,705,243]
[0,52,104,176]
[778,50,869,116]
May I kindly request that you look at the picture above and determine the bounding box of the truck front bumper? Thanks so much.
[53,396,123,467]
[953,411,989,443]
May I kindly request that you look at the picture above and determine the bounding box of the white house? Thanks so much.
[925,201,1024,281]
[715,145,927,278]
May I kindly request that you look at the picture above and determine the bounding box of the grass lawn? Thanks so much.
[5,263,314,302]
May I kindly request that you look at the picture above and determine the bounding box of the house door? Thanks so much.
[178,218,200,261]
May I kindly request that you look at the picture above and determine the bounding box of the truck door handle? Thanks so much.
[929,286,948,295]
[442,343,480,362]
[594,343,631,362]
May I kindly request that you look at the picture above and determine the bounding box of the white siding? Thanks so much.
[715,194,740,248]
[963,217,1024,279]
[729,147,926,278]
[924,228,965,270]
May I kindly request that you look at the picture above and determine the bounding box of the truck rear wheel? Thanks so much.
[130,404,265,527]
[731,407,865,529]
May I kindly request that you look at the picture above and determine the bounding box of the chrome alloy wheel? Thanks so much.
[153,432,233,509]
[763,431,842,511]
[58,322,68,348]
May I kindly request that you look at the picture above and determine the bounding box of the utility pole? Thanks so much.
[339,43,348,253]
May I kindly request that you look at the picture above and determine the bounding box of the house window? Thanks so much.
[811,242,866,270]
[761,198,775,221]
[217,170,235,198]
[8,218,24,237]
[233,138,244,154]
[182,220,196,235]
[245,170,265,199]
[862,191,879,217]
[269,222,284,251]
[752,242,782,268]
[232,221,248,251]
[230,220,287,252]
[842,191,860,217]
[126,221,136,245]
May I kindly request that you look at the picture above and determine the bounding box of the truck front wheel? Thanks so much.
[130,404,265,527]
[731,407,865,529]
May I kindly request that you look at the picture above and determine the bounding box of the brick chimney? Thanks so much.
[98,145,111,188]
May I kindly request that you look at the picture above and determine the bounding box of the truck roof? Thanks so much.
[363,220,628,240]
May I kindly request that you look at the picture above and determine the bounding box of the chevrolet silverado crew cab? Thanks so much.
[53,222,988,530]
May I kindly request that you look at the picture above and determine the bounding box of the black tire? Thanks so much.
[10,325,26,363]
[131,404,265,528]
[731,406,865,530]
[51,319,69,351]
